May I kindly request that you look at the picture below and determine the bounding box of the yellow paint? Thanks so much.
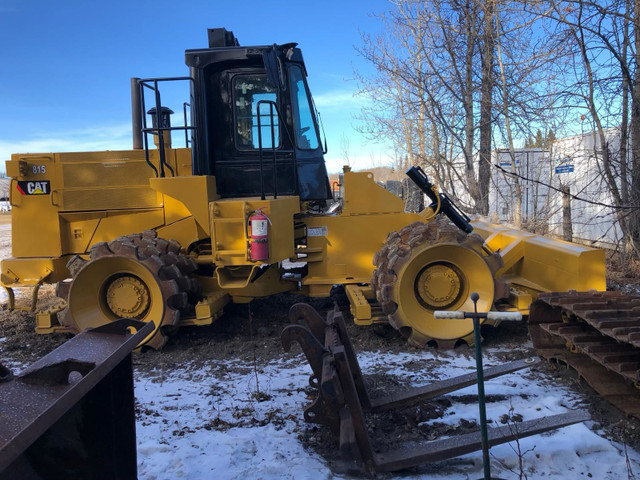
[216,265,261,289]
[345,284,373,323]
[221,264,295,298]
[301,211,422,290]
[1,256,69,286]
[65,254,171,347]
[342,170,405,215]
[7,155,61,258]
[472,220,607,297]
[156,216,204,252]
[209,196,300,265]
[35,312,74,334]
[2,148,191,287]
[189,292,230,326]
[1,142,607,341]
[59,210,166,254]
[393,243,496,341]
[300,169,422,293]
[150,175,218,234]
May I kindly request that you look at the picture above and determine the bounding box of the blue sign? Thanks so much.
[555,165,574,174]
[499,160,520,167]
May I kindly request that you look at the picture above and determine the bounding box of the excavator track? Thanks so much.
[530,290,640,418]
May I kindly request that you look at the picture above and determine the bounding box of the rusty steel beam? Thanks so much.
[0,319,153,480]
[374,411,588,472]
[370,357,539,412]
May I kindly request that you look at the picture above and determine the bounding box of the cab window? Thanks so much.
[289,65,320,150]
[233,75,280,150]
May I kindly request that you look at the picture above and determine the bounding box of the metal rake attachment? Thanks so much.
[282,303,589,474]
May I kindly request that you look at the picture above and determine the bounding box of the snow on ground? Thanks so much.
[136,357,334,479]
[135,348,640,480]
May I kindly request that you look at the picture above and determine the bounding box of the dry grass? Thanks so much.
[606,250,640,293]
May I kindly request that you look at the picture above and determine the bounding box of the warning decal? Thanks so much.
[308,226,328,237]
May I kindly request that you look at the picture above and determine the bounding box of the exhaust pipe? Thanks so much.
[130,77,143,149]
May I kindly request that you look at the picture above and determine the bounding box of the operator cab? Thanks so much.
[185,28,332,201]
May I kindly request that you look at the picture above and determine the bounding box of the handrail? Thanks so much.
[255,99,298,200]
[183,102,191,147]
[256,100,277,200]
[137,77,197,178]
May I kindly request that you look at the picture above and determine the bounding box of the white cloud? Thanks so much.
[313,89,366,109]
[0,123,136,167]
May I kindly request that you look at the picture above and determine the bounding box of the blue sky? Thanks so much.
[0,0,394,174]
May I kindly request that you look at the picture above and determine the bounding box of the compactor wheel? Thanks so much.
[58,231,200,349]
[371,218,508,348]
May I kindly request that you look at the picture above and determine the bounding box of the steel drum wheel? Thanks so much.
[58,231,199,350]
[372,218,507,348]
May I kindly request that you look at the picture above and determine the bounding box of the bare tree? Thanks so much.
[356,0,554,216]
[356,0,490,212]
[490,2,569,229]
[358,0,640,259]
[478,0,496,215]
[537,0,640,258]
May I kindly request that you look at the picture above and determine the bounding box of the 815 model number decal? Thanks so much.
[17,180,51,195]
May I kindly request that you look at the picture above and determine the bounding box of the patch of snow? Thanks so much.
[136,358,337,479]
[135,349,640,479]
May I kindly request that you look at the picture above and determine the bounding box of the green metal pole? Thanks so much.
[471,292,491,480]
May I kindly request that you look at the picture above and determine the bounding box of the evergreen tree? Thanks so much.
[534,129,544,147]
[546,129,556,147]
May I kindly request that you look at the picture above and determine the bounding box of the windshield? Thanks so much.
[289,65,320,150]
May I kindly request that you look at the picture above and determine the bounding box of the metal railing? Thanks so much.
[256,99,297,200]
[137,77,197,178]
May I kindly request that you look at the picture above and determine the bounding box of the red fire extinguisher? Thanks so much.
[248,209,270,261]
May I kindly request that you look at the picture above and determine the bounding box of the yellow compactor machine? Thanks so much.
[1,29,606,349]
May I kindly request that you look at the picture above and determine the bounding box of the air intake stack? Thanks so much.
[207,28,240,47]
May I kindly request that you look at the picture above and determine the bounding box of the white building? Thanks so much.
[489,129,625,248]
[490,148,551,227]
